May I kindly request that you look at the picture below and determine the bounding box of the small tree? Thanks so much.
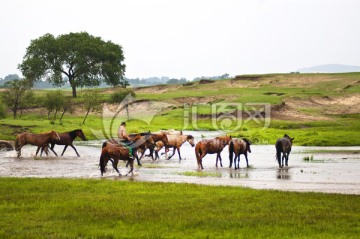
[2,79,32,119]
[109,90,136,120]
[44,91,64,120]
[82,91,102,124]
[19,91,35,119]
[0,101,6,119]
[59,98,74,123]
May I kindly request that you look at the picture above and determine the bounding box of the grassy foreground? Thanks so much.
[0,178,359,238]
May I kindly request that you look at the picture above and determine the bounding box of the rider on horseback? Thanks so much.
[118,122,133,156]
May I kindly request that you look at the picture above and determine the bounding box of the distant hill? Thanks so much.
[298,64,360,73]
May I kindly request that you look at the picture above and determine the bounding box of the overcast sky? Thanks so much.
[1,0,359,80]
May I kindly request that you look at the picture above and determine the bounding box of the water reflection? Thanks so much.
[229,170,249,179]
[276,168,291,180]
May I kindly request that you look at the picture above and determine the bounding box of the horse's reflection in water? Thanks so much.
[276,167,291,180]
[229,170,249,179]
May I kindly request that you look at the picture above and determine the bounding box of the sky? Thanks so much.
[1,0,359,80]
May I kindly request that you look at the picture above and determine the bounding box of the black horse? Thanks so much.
[40,129,87,157]
[275,134,294,168]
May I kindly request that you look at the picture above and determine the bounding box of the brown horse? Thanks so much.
[229,138,252,169]
[99,141,134,176]
[275,134,294,168]
[39,129,87,157]
[106,134,147,166]
[145,133,169,160]
[195,135,232,170]
[15,131,60,158]
[130,134,155,162]
[159,134,195,161]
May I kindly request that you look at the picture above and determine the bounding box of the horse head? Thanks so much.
[76,129,87,141]
[51,130,61,141]
[242,138,252,153]
[160,133,169,146]
[284,134,294,144]
[186,135,195,147]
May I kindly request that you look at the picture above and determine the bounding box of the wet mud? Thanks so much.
[1,131,359,195]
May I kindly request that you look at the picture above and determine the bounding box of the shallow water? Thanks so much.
[1,131,359,195]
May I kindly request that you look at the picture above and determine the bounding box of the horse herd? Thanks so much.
[12,129,294,177]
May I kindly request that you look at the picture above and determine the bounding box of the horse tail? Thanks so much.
[195,143,201,162]
[229,141,234,165]
[275,140,282,165]
[99,150,107,176]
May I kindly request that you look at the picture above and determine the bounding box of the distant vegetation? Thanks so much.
[0,72,359,146]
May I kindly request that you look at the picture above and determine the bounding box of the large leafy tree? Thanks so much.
[19,32,127,97]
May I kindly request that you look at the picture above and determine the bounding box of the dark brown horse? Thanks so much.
[145,133,169,160]
[275,134,294,168]
[195,135,232,170]
[130,134,155,162]
[15,131,60,158]
[159,134,195,161]
[106,134,147,166]
[99,141,134,176]
[229,138,252,169]
[39,129,87,157]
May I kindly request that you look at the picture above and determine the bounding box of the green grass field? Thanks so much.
[0,178,359,238]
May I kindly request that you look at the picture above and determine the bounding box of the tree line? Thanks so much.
[0,78,135,124]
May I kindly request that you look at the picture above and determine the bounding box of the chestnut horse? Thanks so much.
[275,134,294,168]
[229,138,252,169]
[129,133,155,162]
[144,133,169,160]
[195,135,232,170]
[39,129,87,157]
[15,131,60,158]
[99,141,134,176]
[158,134,195,161]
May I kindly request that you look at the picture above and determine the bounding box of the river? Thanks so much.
[1,131,359,195]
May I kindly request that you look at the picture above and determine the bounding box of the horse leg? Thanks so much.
[111,158,121,176]
[17,146,22,158]
[229,152,233,168]
[177,147,182,161]
[35,147,41,157]
[69,144,80,157]
[234,153,239,169]
[285,152,289,166]
[245,153,249,168]
[146,146,155,160]
[61,145,69,156]
[155,149,160,160]
[219,153,223,167]
[126,158,134,176]
[49,143,58,156]
[282,153,286,167]
[133,147,142,166]
[198,153,206,170]
[167,147,176,160]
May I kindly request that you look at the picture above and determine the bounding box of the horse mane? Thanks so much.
[69,130,79,140]
[242,138,251,145]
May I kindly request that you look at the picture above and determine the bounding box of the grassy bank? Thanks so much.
[0,178,359,238]
[1,73,359,145]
